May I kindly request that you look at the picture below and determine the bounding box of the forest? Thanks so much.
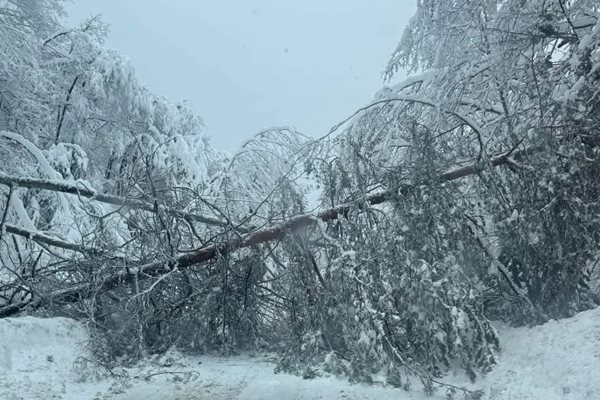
[1,0,599,398]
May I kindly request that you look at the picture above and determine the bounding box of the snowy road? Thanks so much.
[88,355,433,400]
[0,317,434,400]
[1,308,599,399]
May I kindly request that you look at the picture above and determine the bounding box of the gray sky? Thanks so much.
[66,1,415,151]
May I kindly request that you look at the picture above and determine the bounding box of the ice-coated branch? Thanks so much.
[3,223,93,254]
[0,172,235,229]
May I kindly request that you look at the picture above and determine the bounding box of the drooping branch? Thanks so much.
[464,217,545,320]
[0,172,235,229]
[0,145,538,318]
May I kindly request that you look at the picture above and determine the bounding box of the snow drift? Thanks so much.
[479,309,600,399]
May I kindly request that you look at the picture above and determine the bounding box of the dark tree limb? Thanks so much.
[55,76,79,145]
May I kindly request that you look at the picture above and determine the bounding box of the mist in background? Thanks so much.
[67,0,415,151]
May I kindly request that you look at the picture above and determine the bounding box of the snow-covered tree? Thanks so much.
[2,0,599,396]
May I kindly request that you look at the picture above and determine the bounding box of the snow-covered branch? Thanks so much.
[3,223,93,254]
[0,172,234,229]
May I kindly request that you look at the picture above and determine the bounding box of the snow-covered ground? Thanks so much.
[1,308,599,400]
[479,309,600,400]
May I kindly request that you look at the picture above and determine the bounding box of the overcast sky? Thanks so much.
[66,1,416,152]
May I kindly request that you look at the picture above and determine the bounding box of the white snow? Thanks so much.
[0,317,95,400]
[0,131,61,180]
[1,308,599,399]
[478,308,600,400]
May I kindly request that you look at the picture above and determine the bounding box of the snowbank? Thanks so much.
[480,308,600,400]
[0,308,599,399]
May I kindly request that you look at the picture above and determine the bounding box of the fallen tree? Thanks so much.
[0,144,533,318]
